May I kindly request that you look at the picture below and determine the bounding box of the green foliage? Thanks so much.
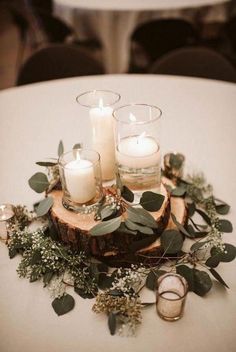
[160,230,183,254]
[108,312,117,335]
[52,294,75,316]
[28,172,49,193]
[176,265,212,296]
[121,186,134,203]
[36,197,53,217]
[90,217,122,236]
[140,191,165,212]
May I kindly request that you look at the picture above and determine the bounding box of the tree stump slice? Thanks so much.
[49,183,173,257]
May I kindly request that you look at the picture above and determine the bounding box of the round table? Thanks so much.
[0,74,236,352]
[53,0,229,73]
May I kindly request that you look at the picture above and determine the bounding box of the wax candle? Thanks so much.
[116,133,161,169]
[89,99,115,180]
[64,158,96,204]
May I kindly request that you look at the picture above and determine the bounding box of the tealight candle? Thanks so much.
[64,156,96,204]
[116,133,161,169]
[156,273,188,321]
[89,99,115,180]
[0,204,15,240]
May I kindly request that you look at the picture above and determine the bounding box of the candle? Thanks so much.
[89,99,115,180]
[0,204,15,240]
[64,156,96,204]
[116,133,161,169]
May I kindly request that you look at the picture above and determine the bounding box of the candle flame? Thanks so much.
[129,113,136,122]
[137,131,146,144]
[99,98,103,109]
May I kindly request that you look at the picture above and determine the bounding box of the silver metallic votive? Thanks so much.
[156,273,188,321]
[0,204,15,240]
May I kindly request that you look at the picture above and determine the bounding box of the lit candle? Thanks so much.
[116,132,161,169]
[64,152,96,204]
[89,98,115,180]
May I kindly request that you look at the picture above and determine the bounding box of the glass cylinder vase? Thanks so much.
[76,90,121,182]
[113,104,162,200]
[156,273,188,321]
[58,149,104,213]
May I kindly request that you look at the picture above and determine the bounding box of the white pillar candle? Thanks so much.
[64,159,96,204]
[89,99,115,180]
[116,133,161,169]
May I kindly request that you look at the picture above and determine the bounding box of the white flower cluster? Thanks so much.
[111,265,145,297]
[47,275,66,298]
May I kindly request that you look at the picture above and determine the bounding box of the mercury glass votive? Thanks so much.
[0,204,15,240]
[76,90,121,182]
[113,104,162,201]
[58,149,104,213]
[156,273,188,321]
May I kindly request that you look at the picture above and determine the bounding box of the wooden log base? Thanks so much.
[49,180,186,265]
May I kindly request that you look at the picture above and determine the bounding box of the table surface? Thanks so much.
[0,74,236,352]
[54,0,229,11]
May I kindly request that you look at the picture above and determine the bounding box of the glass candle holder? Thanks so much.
[76,90,121,182]
[113,104,162,201]
[156,273,188,321]
[0,204,15,240]
[58,149,104,213]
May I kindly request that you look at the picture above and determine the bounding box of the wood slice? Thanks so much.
[49,183,170,256]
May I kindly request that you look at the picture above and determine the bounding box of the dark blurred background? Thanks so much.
[1,0,236,89]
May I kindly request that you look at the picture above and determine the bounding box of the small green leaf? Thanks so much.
[36,161,57,167]
[171,186,186,197]
[36,197,53,217]
[108,312,116,335]
[90,217,121,236]
[176,265,194,291]
[28,172,49,193]
[98,274,114,290]
[125,219,154,235]
[209,268,229,288]
[146,270,166,291]
[30,250,42,265]
[191,241,209,252]
[100,206,116,220]
[193,269,212,296]
[127,207,158,228]
[58,140,64,157]
[52,294,75,316]
[43,272,54,287]
[74,287,95,299]
[121,186,134,202]
[187,202,196,217]
[218,219,233,233]
[171,213,192,237]
[117,222,137,235]
[215,204,230,215]
[206,244,236,267]
[140,191,165,212]
[160,230,183,254]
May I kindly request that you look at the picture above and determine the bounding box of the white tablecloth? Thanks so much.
[0,74,236,352]
[54,0,229,73]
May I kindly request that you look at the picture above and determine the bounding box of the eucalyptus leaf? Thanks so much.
[171,213,193,238]
[36,161,57,167]
[100,206,116,221]
[74,287,95,299]
[90,217,121,236]
[117,222,137,235]
[209,268,229,288]
[171,186,186,197]
[140,191,165,212]
[218,219,233,233]
[52,294,75,316]
[98,274,114,290]
[36,197,53,217]
[108,312,116,335]
[121,186,134,202]
[176,265,194,291]
[127,207,158,228]
[28,172,49,193]
[215,204,230,215]
[206,244,236,267]
[193,269,212,296]
[125,219,154,235]
[187,202,196,217]
[43,272,54,287]
[146,270,166,291]
[191,241,209,252]
[160,229,183,254]
[58,140,64,157]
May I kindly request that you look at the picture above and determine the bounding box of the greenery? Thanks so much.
[3,146,235,336]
